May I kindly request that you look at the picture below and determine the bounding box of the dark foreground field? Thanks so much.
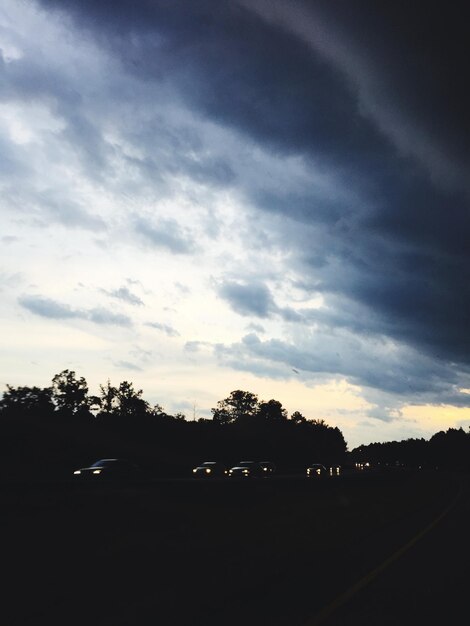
[2,470,467,626]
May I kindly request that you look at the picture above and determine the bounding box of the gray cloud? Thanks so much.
[217,279,303,323]
[87,307,131,326]
[214,331,470,410]
[184,341,211,353]
[18,295,77,319]
[102,286,144,306]
[39,191,107,231]
[1,236,19,244]
[217,280,274,318]
[19,294,131,326]
[135,217,196,255]
[146,321,180,337]
[246,322,266,334]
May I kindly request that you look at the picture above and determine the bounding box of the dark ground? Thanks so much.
[1,469,466,626]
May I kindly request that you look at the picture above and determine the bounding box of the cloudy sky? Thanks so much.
[1,0,469,447]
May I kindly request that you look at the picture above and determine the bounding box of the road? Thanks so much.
[303,473,470,625]
[1,470,467,626]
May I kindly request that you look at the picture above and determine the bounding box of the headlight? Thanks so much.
[316,469,321,475]
[263,467,268,471]
[205,468,211,474]
[73,470,81,475]
[307,469,311,474]
[93,469,101,474]
[192,468,197,473]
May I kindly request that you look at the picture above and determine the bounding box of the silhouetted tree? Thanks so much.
[91,379,118,417]
[51,370,89,416]
[115,381,149,419]
[257,399,287,422]
[211,390,259,425]
[0,384,53,416]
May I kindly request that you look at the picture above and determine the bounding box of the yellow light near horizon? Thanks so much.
[400,404,470,430]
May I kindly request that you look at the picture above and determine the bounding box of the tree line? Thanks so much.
[3,370,468,478]
[351,427,470,472]
[0,370,347,478]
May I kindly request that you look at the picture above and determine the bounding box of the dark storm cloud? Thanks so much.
[217,279,303,322]
[29,2,470,387]
[217,280,274,318]
[134,217,196,255]
[215,332,470,409]
[19,295,131,326]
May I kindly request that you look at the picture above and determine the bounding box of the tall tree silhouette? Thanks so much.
[115,381,149,419]
[211,390,259,425]
[52,370,89,416]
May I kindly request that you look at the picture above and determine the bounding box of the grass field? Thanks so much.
[2,469,458,626]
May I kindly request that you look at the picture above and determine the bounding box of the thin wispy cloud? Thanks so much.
[146,321,180,337]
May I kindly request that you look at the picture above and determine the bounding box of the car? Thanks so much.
[192,461,227,478]
[73,458,141,480]
[228,460,265,478]
[329,465,342,477]
[259,461,276,475]
[306,463,327,478]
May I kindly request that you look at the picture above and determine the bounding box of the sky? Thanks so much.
[1,0,470,448]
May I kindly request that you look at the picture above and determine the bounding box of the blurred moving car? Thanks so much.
[73,458,141,480]
[306,463,327,478]
[192,461,227,478]
[228,461,264,478]
[329,465,341,477]
[259,461,276,475]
